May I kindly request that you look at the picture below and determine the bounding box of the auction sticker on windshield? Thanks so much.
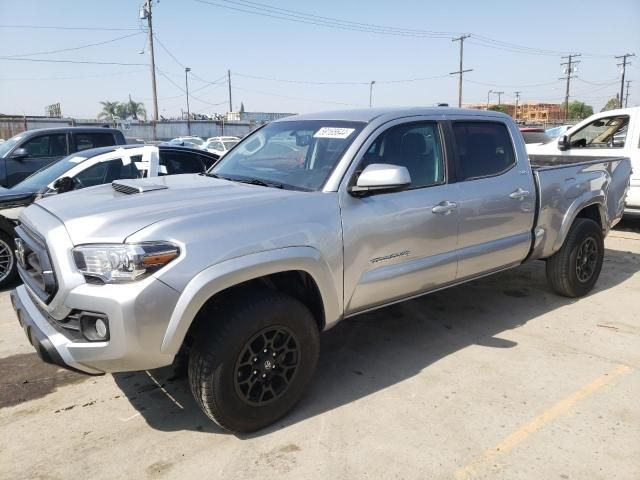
[314,127,355,139]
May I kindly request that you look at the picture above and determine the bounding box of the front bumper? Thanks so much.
[10,279,181,374]
[10,287,101,375]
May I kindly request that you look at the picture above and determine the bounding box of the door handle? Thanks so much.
[509,188,530,200]
[432,200,457,215]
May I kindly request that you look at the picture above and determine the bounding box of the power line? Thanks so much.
[232,85,366,107]
[0,70,146,81]
[3,32,142,58]
[193,0,615,58]
[0,24,139,31]
[0,57,148,66]
[625,80,632,107]
[156,69,227,107]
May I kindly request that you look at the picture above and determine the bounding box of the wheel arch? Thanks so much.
[160,246,341,355]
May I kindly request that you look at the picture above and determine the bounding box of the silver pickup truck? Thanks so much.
[10,108,631,433]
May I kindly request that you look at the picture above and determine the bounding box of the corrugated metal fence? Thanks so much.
[0,117,254,141]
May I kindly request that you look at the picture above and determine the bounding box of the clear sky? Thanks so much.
[0,0,638,118]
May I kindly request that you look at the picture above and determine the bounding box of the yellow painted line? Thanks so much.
[454,363,631,480]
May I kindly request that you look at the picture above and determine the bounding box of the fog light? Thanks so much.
[79,312,110,342]
[95,318,108,339]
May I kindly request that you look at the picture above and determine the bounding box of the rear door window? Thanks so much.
[159,151,205,175]
[452,122,516,180]
[74,158,141,188]
[74,132,116,152]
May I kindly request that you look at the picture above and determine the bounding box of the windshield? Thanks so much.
[0,133,26,158]
[222,140,238,150]
[184,137,203,146]
[212,120,365,191]
[11,153,88,192]
[522,131,552,144]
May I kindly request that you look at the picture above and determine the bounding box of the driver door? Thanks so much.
[340,120,459,315]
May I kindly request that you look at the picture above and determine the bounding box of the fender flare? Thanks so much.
[160,246,341,355]
[552,197,606,254]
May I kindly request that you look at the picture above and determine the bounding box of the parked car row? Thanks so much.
[0,143,219,288]
[8,107,632,434]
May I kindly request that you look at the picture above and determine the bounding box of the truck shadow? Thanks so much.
[112,246,639,436]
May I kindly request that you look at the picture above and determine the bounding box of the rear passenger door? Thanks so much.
[340,120,459,315]
[451,120,536,280]
[5,133,69,186]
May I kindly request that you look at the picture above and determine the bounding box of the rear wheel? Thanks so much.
[188,289,320,433]
[0,232,17,290]
[545,218,604,297]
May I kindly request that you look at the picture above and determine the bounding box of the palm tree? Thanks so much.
[127,98,146,120]
[98,101,120,120]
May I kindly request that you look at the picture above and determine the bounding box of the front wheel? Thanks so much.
[188,290,320,433]
[546,218,604,297]
[0,232,17,290]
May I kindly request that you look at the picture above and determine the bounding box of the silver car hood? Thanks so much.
[34,174,299,245]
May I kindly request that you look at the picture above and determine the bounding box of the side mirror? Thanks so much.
[52,176,75,193]
[611,135,625,148]
[11,147,29,159]
[349,163,411,196]
[557,135,570,151]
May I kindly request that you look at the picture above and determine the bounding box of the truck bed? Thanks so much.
[529,155,632,261]
[529,153,625,169]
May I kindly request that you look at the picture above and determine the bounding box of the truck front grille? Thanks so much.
[15,225,58,304]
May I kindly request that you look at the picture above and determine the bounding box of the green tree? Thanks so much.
[98,101,120,120]
[567,100,594,120]
[600,96,619,112]
[126,98,146,120]
[488,104,509,114]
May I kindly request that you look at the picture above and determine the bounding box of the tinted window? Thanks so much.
[522,131,552,144]
[74,132,115,152]
[570,115,628,148]
[453,122,516,180]
[74,158,140,188]
[159,151,205,175]
[22,134,67,157]
[360,122,444,188]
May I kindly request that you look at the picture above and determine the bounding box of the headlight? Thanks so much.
[73,242,179,283]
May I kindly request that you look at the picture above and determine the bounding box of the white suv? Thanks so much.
[204,136,240,157]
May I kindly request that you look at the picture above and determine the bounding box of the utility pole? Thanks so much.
[141,0,159,140]
[185,67,191,135]
[560,54,581,122]
[486,89,493,109]
[494,91,504,105]
[616,53,634,108]
[625,80,632,108]
[369,81,376,108]
[450,34,473,108]
[227,69,233,113]
[514,91,521,122]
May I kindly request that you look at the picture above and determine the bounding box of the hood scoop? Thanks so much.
[112,180,168,195]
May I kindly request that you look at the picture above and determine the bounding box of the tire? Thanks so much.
[545,218,604,297]
[0,231,17,290]
[188,289,320,433]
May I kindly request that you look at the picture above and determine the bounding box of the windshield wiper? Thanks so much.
[237,177,284,189]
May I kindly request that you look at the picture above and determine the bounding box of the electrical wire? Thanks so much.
[0,57,148,66]
[0,70,147,81]
[0,24,139,31]
[156,69,227,106]
[3,32,143,58]
[232,85,366,107]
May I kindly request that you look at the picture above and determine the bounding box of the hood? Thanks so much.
[0,187,38,211]
[34,174,300,244]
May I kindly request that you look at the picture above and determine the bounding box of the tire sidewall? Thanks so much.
[200,294,319,432]
[0,232,17,289]
[566,221,604,296]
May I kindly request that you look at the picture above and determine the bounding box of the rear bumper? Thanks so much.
[10,287,102,375]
